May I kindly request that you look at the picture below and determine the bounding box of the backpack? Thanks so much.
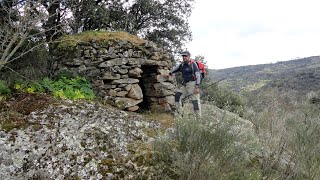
[193,60,207,79]
[188,60,206,79]
[179,60,206,82]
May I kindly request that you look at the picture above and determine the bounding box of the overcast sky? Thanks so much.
[186,0,320,69]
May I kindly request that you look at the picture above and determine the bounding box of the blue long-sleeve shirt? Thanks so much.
[170,61,201,85]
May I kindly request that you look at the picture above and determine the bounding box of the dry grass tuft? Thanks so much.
[57,31,145,51]
[0,93,55,132]
[142,112,174,130]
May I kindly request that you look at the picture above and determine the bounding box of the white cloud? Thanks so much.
[187,0,320,69]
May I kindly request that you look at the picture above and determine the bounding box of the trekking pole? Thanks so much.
[181,78,226,103]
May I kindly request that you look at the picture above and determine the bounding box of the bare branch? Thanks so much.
[0,0,63,71]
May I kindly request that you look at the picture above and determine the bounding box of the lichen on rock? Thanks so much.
[0,99,162,179]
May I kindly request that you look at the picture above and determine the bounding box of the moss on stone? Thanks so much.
[56,31,145,52]
[127,141,153,166]
[83,156,92,165]
[100,158,115,166]
[142,112,174,131]
[31,122,43,131]
[1,120,16,132]
[0,112,29,132]
[143,127,157,137]
[98,158,115,176]
[1,119,32,132]
[99,145,108,152]
[115,100,126,110]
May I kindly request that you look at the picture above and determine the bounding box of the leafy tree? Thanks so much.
[1,0,194,76]
[41,0,65,42]
[67,0,194,53]
[66,0,124,32]
[132,0,193,53]
[194,55,206,63]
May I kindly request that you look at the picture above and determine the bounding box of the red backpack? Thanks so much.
[190,60,207,79]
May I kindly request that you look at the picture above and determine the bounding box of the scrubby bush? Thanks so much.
[160,88,320,179]
[152,113,261,179]
[202,84,245,117]
[244,89,320,179]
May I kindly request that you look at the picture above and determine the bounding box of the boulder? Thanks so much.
[127,84,143,100]
[115,97,143,109]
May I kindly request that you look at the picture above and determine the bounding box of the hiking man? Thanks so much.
[166,51,201,117]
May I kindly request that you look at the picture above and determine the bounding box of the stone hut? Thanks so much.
[52,31,176,112]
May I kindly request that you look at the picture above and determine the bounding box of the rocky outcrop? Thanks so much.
[0,94,265,179]
[0,100,161,179]
[52,31,176,112]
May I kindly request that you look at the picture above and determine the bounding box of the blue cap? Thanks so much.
[181,51,190,56]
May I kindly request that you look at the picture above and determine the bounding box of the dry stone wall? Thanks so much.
[53,34,176,112]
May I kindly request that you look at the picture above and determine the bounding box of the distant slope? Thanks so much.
[209,56,320,93]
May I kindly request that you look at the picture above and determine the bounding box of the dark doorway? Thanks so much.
[138,65,158,111]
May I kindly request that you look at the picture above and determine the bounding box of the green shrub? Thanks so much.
[152,113,261,179]
[202,84,245,117]
[0,80,11,97]
[12,76,95,101]
[41,76,95,100]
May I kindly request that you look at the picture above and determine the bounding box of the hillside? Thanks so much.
[0,93,258,179]
[209,56,320,93]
